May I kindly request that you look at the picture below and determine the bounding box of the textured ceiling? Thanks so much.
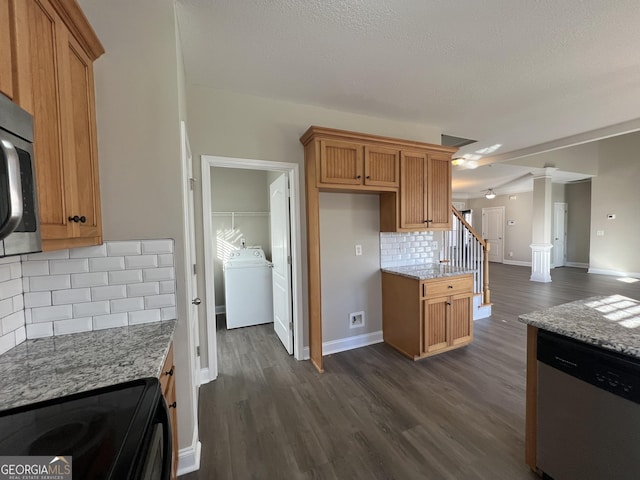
[176,0,640,193]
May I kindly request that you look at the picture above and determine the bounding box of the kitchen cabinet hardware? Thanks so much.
[168,402,177,409]
[68,215,87,223]
[192,297,201,305]
[448,285,454,289]
[164,367,174,376]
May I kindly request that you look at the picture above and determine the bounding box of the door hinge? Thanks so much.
[196,346,200,357]
[287,255,292,265]
[192,263,197,275]
[289,321,293,331]
[189,177,196,190]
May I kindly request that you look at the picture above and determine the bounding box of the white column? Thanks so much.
[530,167,556,282]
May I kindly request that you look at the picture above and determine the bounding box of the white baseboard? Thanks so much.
[503,259,531,267]
[302,330,383,359]
[588,268,640,279]
[177,440,201,476]
[200,367,212,384]
[215,305,225,315]
[566,262,589,268]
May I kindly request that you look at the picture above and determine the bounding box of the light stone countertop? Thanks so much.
[0,319,176,411]
[518,295,640,359]
[381,264,475,280]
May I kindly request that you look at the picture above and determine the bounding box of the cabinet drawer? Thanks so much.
[159,342,174,394]
[422,275,473,298]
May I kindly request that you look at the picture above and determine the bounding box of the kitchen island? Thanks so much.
[519,295,640,477]
[0,320,176,410]
[382,265,476,360]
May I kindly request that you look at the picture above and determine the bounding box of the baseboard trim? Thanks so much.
[177,440,201,476]
[302,330,383,359]
[566,262,589,268]
[200,367,212,384]
[503,259,531,267]
[215,305,225,315]
[588,268,640,279]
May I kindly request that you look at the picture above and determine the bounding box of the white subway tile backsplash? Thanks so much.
[71,272,108,288]
[0,265,11,283]
[144,294,175,309]
[2,311,24,333]
[22,277,29,293]
[93,313,128,331]
[161,307,176,321]
[380,231,438,268]
[1,278,22,298]
[69,244,107,258]
[53,317,93,335]
[125,255,158,269]
[14,326,26,344]
[9,262,21,279]
[106,241,141,256]
[143,267,174,282]
[111,297,144,314]
[52,288,91,305]
[27,250,70,261]
[0,298,13,318]
[157,254,174,267]
[109,270,143,285]
[73,301,110,317]
[91,285,127,301]
[24,309,31,324]
[89,257,125,272]
[129,309,161,325]
[0,332,15,355]
[127,282,159,297]
[49,258,89,275]
[12,294,23,312]
[31,305,73,323]
[26,322,53,338]
[30,275,71,292]
[159,281,175,294]
[141,239,173,255]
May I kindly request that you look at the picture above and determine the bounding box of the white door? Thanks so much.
[269,174,293,354]
[553,203,568,267]
[482,206,505,263]
[181,122,200,389]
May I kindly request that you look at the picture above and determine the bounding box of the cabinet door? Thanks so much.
[319,140,363,185]
[427,153,452,229]
[0,0,14,99]
[19,0,74,241]
[61,32,101,243]
[400,150,428,229]
[364,145,399,187]
[423,296,449,353]
[450,292,473,346]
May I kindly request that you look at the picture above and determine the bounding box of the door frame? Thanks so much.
[482,206,505,263]
[201,155,305,381]
[553,202,568,267]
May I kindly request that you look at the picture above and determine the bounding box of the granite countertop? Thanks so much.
[518,295,640,359]
[0,320,176,411]
[382,264,475,280]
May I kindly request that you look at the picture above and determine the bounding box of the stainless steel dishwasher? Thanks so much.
[537,330,640,480]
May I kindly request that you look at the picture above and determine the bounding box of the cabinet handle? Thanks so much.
[446,301,451,306]
[356,175,362,179]
[168,401,177,409]
[366,175,371,179]
[448,285,454,289]
[68,215,79,223]
[165,367,174,376]
[80,216,86,223]
[422,284,426,296]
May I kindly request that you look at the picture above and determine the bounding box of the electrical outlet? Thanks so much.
[355,244,362,256]
[349,311,365,328]
[508,251,514,257]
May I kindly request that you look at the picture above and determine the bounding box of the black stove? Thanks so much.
[0,378,171,480]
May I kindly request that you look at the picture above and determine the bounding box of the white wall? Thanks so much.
[211,168,271,305]
[187,85,440,362]
[590,132,640,275]
[78,0,196,452]
[565,180,591,265]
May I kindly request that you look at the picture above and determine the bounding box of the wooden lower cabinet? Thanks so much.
[160,342,178,480]
[382,272,473,360]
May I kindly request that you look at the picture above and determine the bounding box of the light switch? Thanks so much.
[596,230,605,236]
[355,244,362,256]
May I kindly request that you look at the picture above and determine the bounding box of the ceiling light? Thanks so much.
[485,189,496,199]
[475,144,503,155]
[451,158,466,166]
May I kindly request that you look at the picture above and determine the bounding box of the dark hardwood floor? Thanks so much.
[183,265,640,479]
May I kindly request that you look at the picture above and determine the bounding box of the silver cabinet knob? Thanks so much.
[192,298,201,305]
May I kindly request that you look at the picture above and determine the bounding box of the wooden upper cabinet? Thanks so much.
[0,1,15,99]
[364,145,399,187]
[400,150,428,229]
[12,0,104,250]
[320,140,363,185]
[427,153,452,229]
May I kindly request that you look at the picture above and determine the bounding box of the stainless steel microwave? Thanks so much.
[0,94,41,257]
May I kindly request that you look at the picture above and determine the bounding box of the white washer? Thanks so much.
[223,248,274,329]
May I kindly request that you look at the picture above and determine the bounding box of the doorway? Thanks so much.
[553,203,568,267]
[201,156,304,381]
[482,206,505,263]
